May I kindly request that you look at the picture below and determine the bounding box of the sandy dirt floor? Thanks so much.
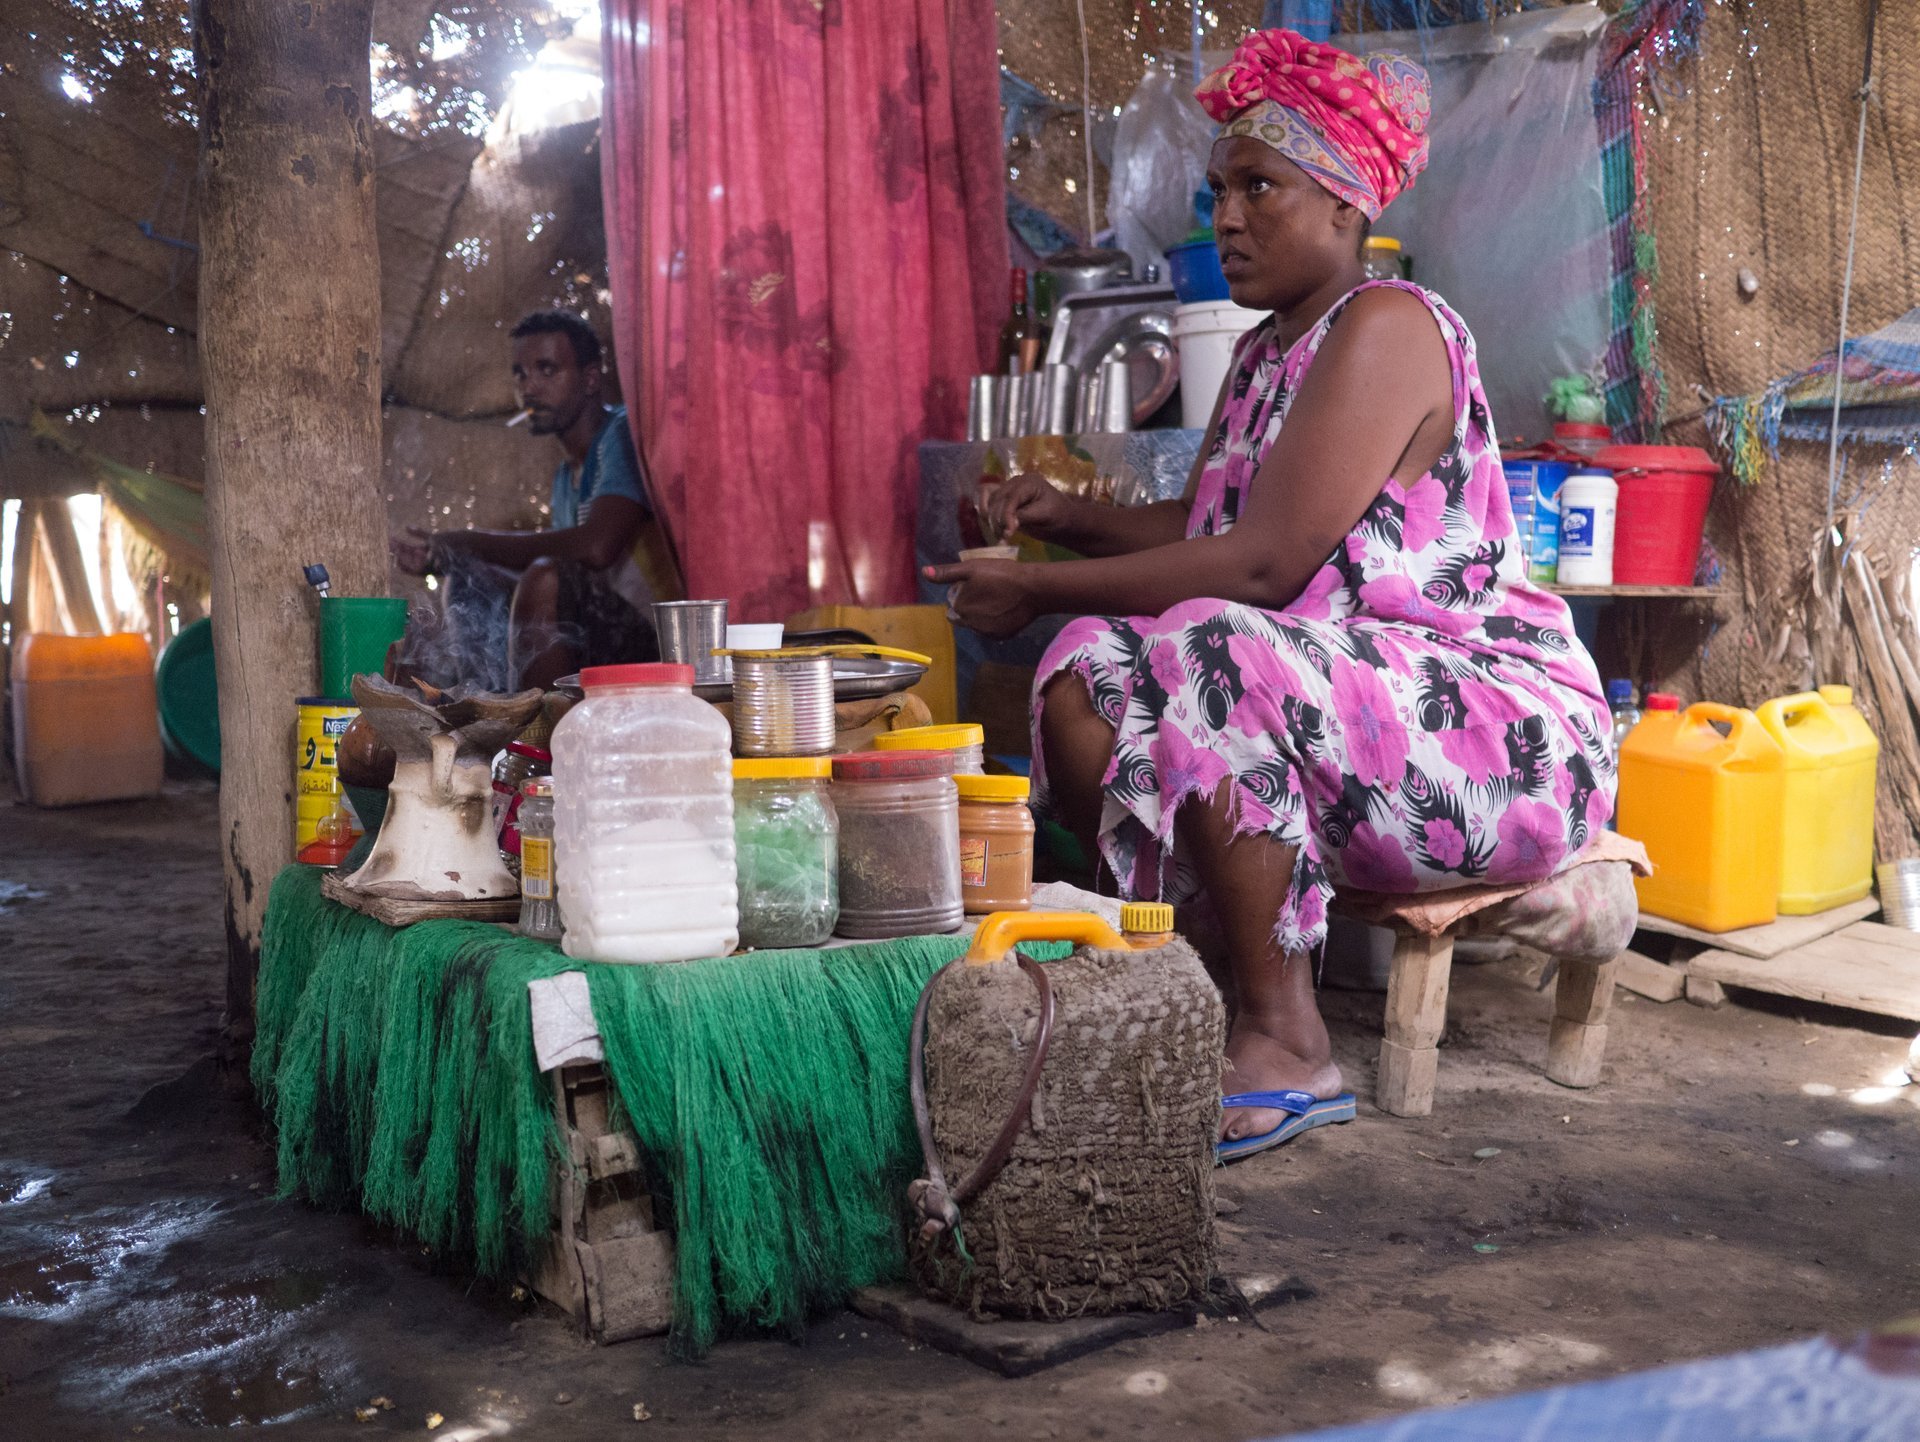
[2,784,1916,1440]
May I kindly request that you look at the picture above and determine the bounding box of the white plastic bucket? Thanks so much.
[1171,300,1267,431]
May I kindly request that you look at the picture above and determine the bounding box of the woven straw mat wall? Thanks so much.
[1617,0,1920,851]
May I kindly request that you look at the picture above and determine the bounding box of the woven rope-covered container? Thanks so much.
[911,938,1224,1319]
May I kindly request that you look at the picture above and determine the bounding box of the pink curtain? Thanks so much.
[602,0,1008,620]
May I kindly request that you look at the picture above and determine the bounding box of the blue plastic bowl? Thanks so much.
[1166,239,1231,303]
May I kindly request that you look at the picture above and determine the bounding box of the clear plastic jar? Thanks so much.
[550,663,737,963]
[516,776,562,943]
[734,758,838,949]
[1362,235,1404,282]
[830,750,962,939]
[871,723,986,775]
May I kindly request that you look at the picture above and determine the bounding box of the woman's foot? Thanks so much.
[1220,1012,1343,1144]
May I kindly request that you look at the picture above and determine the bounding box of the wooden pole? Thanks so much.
[194,0,391,1046]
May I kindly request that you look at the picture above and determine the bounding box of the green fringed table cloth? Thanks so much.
[253,864,1068,1354]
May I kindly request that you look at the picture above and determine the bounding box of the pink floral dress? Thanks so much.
[1033,280,1614,953]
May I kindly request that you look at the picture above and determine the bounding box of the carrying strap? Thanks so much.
[906,953,1055,1241]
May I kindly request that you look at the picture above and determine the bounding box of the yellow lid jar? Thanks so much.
[954,773,1034,915]
[872,723,986,775]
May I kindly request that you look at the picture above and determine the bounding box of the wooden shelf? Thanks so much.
[1547,585,1722,599]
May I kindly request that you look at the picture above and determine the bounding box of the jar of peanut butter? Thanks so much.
[954,774,1035,914]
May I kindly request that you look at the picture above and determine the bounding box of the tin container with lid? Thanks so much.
[733,757,839,949]
[872,723,986,775]
[954,772,1034,914]
[830,749,962,939]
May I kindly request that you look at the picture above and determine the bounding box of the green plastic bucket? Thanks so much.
[319,597,408,699]
[156,616,220,775]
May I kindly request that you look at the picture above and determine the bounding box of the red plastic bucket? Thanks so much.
[1594,444,1719,586]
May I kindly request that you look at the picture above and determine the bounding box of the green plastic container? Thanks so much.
[319,597,408,699]
[156,616,220,774]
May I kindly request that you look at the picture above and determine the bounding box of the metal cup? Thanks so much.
[1015,371,1043,437]
[1099,359,1133,433]
[966,375,995,442]
[1041,364,1076,435]
[1077,370,1103,434]
[1878,860,1920,931]
[652,599,729,684]
[990,374,1015,440]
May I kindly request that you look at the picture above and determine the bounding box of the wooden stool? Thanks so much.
[1331,849,1649,1120]
[1370,925,1620,1117]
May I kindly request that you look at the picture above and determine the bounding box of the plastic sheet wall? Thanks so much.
[1348,6,1611,443]
[1107,6,1612,444]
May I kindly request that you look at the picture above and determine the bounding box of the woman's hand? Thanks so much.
[923,559,1038,639]
[980,472,1078,544]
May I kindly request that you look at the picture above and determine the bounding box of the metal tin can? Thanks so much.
[730,653,836,757]
[294,698,361,856]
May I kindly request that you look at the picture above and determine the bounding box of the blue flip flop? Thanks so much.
[1217,1089,1357,1163]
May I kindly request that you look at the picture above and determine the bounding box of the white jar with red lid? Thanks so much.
[551,662,737,963]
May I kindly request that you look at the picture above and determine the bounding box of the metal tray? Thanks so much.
[555,659,928,706]
[1043,283,1179,374]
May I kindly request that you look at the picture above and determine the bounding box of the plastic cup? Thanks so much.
[319,597,409,700]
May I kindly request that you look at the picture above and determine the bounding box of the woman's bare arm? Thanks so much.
[929,290,1452,633]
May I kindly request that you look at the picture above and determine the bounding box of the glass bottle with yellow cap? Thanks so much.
[954,772,1035,914]
[733,757,838,948]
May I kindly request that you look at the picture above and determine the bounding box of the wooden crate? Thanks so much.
[525,1062,675,1342]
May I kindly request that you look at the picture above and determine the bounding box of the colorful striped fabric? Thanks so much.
[1594,0,1704,444]
[1709,305,1920,485]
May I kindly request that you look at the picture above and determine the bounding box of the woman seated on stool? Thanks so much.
[926,30,1614,1161]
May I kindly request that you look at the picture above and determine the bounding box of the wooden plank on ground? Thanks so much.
[850,1274,1312,1377]
[1616,949,1686,1002]
[1689,922,1920,1022]
[1634,897,1879,959]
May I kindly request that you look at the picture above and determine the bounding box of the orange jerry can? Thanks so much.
[11,633,165,807]
[1616,697,1785,933]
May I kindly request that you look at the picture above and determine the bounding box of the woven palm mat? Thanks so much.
[1615,2,1920,854]
[1645,0,1919,406]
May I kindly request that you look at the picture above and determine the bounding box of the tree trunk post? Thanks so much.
[194,0,390,1048]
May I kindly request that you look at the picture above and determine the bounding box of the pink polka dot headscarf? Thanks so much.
[1196,29,1430,222]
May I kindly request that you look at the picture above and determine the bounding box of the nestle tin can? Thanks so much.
[295,698,362,856]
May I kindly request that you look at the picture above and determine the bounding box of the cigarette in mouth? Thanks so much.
[505,408,534,428]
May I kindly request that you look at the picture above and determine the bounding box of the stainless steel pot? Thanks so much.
[1039,245,1132,301]
[730,652,836,757]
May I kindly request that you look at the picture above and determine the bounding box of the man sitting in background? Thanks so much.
[394,310,661,690]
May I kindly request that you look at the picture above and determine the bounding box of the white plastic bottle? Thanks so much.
[551,663,738,963]
[1556,469,1619,586]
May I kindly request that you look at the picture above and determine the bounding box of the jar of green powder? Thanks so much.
[732,758,839,949]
